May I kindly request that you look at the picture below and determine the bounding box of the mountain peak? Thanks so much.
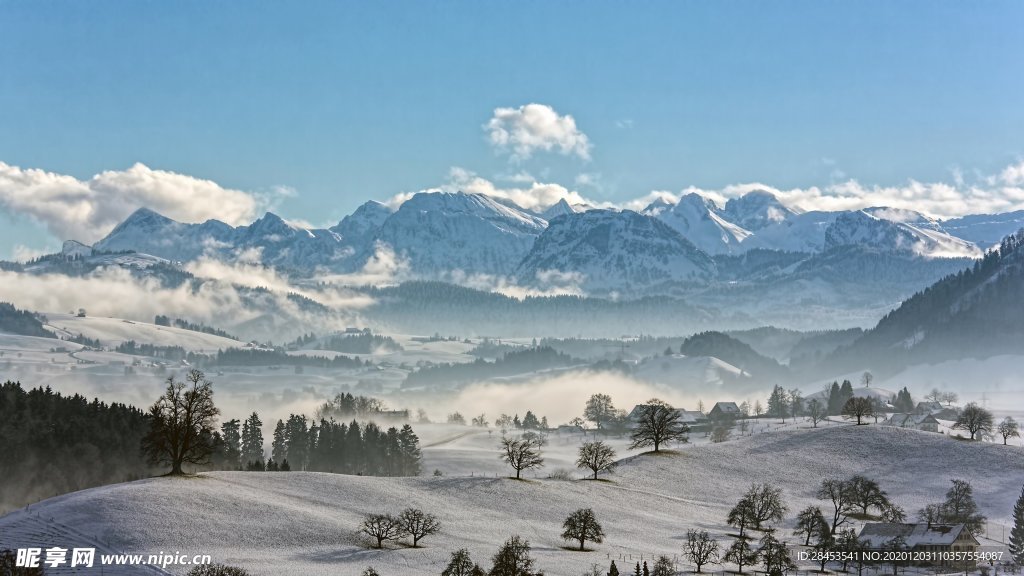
[516,208,716,294]
[121,207,176,227]
[540,198,580,221]
[723,190,798,231]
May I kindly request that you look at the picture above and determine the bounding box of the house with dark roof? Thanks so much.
[858,523,979,567]
[883,413,940,433]
[708,401,742,421]
[914,401,945,415]
[627,404,708,430]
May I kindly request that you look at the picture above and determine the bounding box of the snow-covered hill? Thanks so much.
[0,426,1019,576]
[516,210,716,294]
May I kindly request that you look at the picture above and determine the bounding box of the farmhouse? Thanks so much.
[708,401,742,421]
[627,404,708,430]
[883,413,940,433]
[858,523,979,567]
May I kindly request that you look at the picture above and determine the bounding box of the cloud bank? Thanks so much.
[485,103,592,161]
[0,162,282,244]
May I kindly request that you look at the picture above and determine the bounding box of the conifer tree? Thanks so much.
[272,419,287,463]
[220,419,242,469]
[240,412,264,465]
[1010,485,1024,564]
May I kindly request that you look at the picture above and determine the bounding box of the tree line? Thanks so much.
[0,381,152,512]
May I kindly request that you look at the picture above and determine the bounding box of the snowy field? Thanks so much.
[1,425,1021,576]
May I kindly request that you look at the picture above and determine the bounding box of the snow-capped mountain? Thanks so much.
[651,193,751,255]
[93,208,236,261]
[516,209,716,293]
[330,200,393,248]
[371,191,547,276]
[75,189,1001,296]
[941,210,1024,249]
[539,198,588,221]
[721,190,799,231]
[93,207,359,271]
[832,228,1024,370]
[824,210,981,258]
[739,211,839,253]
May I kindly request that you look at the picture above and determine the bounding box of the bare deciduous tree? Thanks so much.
[398,508,440,547]
[807,399,826,428]
[999,417,1020,445]
[685,529,720,572]
[360,513,404,548]
[629,398,689,452]
[842,397,874,425]
[142,369,220,475]
[954,403,994,440]
[499,436,544,479]
[561,508,605,551]
[576,440,617,480]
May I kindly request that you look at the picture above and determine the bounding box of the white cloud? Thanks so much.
[446,167,597,211]
[313,242,412,287]
[656,162,1024,220]
[385,168,606,214]
[11,244,55,263]
[619,190,682,213]
[0,162,286,244]
[574,172,601,188]
[485,103,592,161]
[444,268,586,300]
[998,160,1024,187]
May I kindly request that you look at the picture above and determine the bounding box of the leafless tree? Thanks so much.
[807,399,826,428]
[629,398,689,452]
[499,436,544,479]
[360,513,404,548]
[999,416,1020,445]
[561,508,605,551]
[576,441,617,480]
[398,508,440,547]
[954,403,994,440]
[817,478,855,534]
[842,397,874,425]
[685,529,720,572]
[142,369,220,475]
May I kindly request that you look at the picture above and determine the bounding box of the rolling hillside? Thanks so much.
[1,425,1019,576]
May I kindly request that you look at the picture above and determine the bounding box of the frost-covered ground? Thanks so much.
[1,425,1021,576]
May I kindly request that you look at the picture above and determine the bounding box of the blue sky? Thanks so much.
[0,1,1022,257]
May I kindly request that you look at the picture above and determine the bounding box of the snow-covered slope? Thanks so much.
[722,190,799,231]
[372,192,547,276]
[653,193,751,255]
[942,210,1024,249]
[93,208,360,271]
[331,200,393,248]
[539,198,589,221]
[93,208,236,262]
[824,210,981,258]
[739,211,839,253]
[631,354,747,389]
[42,313,241,351]
[517,210,716,293]
[1,426,1019,576]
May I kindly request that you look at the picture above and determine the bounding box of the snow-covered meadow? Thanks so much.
[1,425,1021,576]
